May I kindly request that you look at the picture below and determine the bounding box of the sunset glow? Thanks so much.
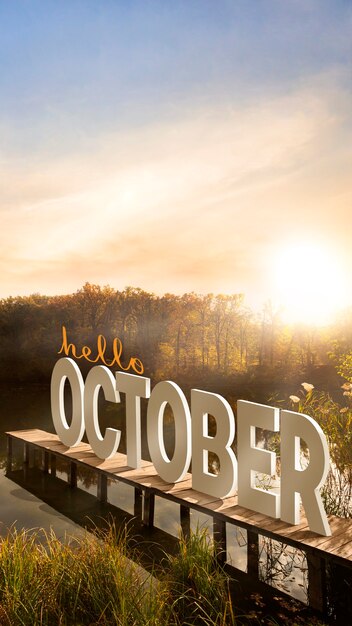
[0,1,351,321]
[272,241,348,325]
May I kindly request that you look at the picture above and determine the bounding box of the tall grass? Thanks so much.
[288,384,352,518]
[0,524,156,625]
[0,523,327,625]
[162,527,235,626]
[0,524,234,625]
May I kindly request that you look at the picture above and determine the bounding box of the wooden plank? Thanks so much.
[276,516,352,558]
[273,519,310,539]
[112,467,160,488]
[149,476,192,494]
[79,454,128,469]
[290,517,352,555]
[164,487,219,506]
[208,494,239,510]
[331,541,352,559]
[7,430,59,443]
[254,517,295,534]
[222,507,282,529]
[10,428,54,437]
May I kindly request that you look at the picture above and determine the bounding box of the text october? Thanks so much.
[51,357,331,536]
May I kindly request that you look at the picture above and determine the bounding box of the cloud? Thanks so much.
[1,76,351,301]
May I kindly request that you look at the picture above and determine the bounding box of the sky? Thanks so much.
[1,0,351,323]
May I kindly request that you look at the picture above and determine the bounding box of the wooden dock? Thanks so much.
[6,428,352,617]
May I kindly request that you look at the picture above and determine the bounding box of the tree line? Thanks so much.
[1,282,351,401]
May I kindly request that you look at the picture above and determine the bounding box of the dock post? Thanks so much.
[180,505,191,540]
[213,519,227,566]
[42,451,49,473]
[6,436,13,472]
[247,529,259,578]
[97,474,108,503]
[134,488,143,521]
[307,552,327,614]
[68,461,77,488]
[23,442,30,466]
[143,491,155,527]
[51,454,57,477]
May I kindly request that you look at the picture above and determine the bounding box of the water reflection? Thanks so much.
[0,383,169,533]
[0,385,69,535]
[259,536,307,603]
[0,471,84,540]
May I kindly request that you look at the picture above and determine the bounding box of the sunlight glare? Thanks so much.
[272,240,347,325]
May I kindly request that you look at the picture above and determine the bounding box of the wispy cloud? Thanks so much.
[1,75,351,300]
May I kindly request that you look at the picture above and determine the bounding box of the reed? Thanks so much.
[0,523,327,625]
[161,527,235,625]
[0,524,155,625]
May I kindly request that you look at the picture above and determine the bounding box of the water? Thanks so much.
[0,384,84,538]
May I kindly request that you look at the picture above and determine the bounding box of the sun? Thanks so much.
[271,240,348,326]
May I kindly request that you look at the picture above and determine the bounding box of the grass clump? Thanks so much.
[0,523,329,626]
[0,524,236,625]
[0,524,155,625]
[161,528,235,625]
[0,527,47,625]
[287,383,352,518]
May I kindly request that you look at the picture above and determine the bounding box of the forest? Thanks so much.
[1,281,352,403]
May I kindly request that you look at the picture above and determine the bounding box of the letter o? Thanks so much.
[84,365,121,459]
[51,357,85,447]
[147,381,191,483]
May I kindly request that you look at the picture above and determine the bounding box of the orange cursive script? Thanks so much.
[58,326,144,374]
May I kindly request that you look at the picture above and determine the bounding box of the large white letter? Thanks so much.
[116,372,150,468]
[147,381,191,483]
[191,390,237,498]
[84,366,120,460]
[237,400,280,518]
[51,357,85,447]
[280,410,331,536]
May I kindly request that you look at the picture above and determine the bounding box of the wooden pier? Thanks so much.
[6,428,352,618]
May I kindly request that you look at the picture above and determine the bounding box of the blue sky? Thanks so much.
[1,1,349,137]
[1,1,351,321]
